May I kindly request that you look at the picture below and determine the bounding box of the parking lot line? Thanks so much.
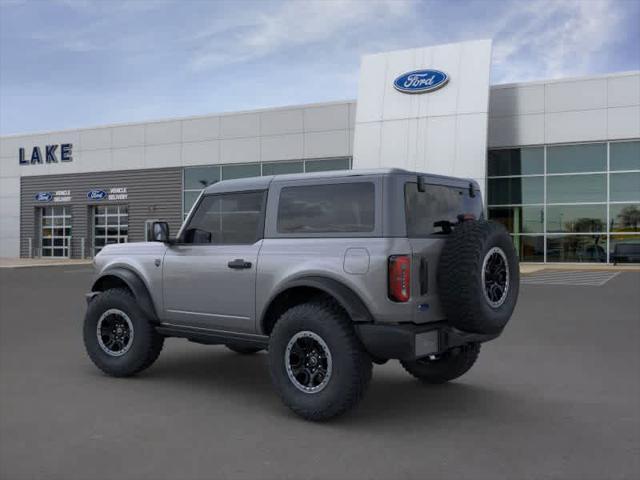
[521,271,620,286]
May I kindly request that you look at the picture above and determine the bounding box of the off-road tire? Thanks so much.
[83,288,164,377]
[438,220,519,334]
[225,344,263,355]
[400,343,480,384]
[268,299,373,421]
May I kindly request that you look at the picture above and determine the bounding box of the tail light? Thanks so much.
[388,255,411,302]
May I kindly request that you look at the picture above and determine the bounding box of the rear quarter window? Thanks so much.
[277,182,375,234]
[405,182,483,237]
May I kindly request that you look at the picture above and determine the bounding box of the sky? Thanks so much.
[1,0,639,135]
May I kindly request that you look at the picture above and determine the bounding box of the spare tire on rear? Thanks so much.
[437,220,519,334]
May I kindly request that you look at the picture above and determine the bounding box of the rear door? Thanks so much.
[162,190,267,333]
[404,180,484,322]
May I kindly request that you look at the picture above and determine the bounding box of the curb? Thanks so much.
[0,260,93,269]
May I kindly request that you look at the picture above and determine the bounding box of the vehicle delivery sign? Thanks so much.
[87,187,128,201]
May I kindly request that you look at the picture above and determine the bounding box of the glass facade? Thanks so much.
[182,157,351,217]
[488,140,640,263]
[178,141,638,263]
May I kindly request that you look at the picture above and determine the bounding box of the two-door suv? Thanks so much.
[83,168,519,421]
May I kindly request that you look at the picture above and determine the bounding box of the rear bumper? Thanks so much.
[355,322,499,362]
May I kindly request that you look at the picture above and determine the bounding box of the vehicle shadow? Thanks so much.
[132,345,539,429]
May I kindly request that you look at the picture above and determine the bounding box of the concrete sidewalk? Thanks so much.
[519,263,640,274]
[0,257,92,268]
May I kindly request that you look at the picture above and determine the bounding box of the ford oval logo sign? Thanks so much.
[35,192,53,202]
[87,190,107,200]
[393,69,449,94]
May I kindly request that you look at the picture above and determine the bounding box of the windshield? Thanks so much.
[404,182,483,237]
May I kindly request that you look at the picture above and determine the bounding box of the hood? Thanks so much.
[96,241,168,256]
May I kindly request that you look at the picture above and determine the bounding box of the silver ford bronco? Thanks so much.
[83,168,519,421]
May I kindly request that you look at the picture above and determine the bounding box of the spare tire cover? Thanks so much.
[437,220,519,334]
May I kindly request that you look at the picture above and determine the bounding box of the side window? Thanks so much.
[277,182,375,234]
[183,191,266,245]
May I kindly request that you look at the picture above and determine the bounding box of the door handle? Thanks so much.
[228,258,252,269]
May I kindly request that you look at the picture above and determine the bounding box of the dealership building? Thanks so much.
[0,40,638,263]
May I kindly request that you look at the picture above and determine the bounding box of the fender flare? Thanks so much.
[91,267,158,321]
[261,275,373,331]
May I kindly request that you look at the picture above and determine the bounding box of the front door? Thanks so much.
[162,190,267,333]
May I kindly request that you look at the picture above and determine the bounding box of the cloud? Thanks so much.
[187,0,631,83]
[2,0,638,134]
[53,0,171,13]
[19,1,174,54]
[492,0,625,83]
[189,0,415,71]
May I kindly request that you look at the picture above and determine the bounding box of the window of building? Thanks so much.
[547,235,607,263]
[489,140,640,263]
[610,172,640,202]
[546,204,606,233]
[488,206,544,234]
[487,147,544,176]
[487,177,544,205]
[222,163,261,180]
[546,174,606,204]
[305,157,351,172]
[610,235,640,263]
[41,206,71,257]
[609,204,640,233]
[277,182,374,234]
[512,235,545,262]
[547,143,606,174]
[93,205,128,256]
[262,161,304,176]
[184,166,220,190]
[183,191,266,245]
[610,141,640,171]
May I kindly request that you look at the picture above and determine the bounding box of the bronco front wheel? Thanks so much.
[268,299,372,421]
[83,288,164,377]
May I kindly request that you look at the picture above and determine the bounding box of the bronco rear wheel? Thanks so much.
[268,299,372,421]
[83,288,164,377]
[437,220,519,334]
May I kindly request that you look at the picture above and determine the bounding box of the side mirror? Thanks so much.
[152,221,170,243]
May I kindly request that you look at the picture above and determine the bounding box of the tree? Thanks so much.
[614,205,640,232]
[566,217,605,233]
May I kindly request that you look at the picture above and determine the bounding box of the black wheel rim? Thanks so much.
[285,331,332,394]
[482,247,509,308]
[96,308,134,357]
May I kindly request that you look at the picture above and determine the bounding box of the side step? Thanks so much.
[156,323,269,348]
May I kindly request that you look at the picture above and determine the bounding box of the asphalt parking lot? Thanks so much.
[0,266,639,480]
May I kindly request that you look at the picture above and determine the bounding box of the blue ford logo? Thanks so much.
[35,192,52,202]
[87,190,107,200]
[393,69,449,94]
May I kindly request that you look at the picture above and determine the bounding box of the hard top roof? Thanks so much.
[202,168,477,194]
